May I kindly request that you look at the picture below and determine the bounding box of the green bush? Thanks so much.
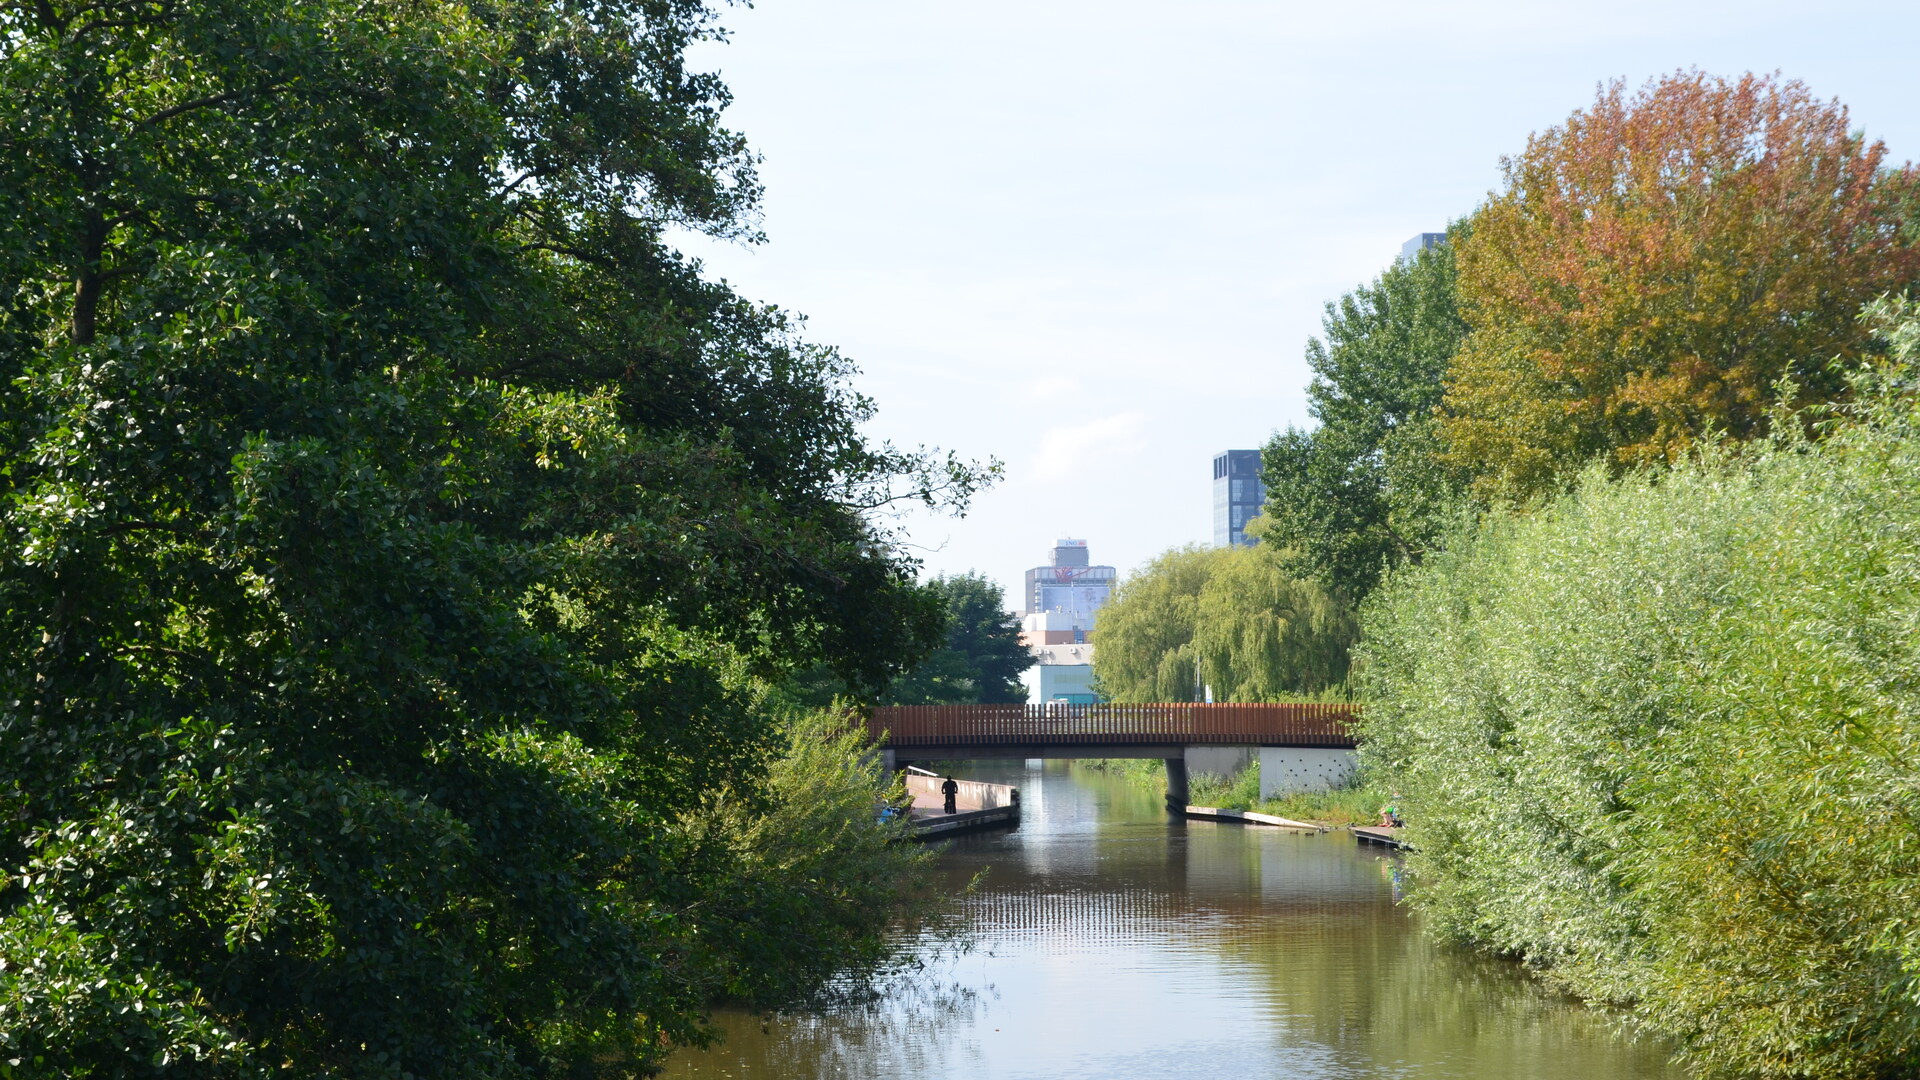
[1189,764,1262,808]
[691,709,946,1010]
[1188,763,1378,826]
[1359,300,1920,1078]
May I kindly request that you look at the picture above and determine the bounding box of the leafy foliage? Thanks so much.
[1440,71,1920,501]
[0,2,978,1077]
[1360,300,1920,1078]
[686,710,943,1011]
[1262,231,1471,602]
[1092,534,1356,703]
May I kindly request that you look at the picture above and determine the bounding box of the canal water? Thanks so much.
[663,761,1682,1079]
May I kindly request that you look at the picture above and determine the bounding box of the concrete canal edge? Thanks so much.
[1182,805,1325,832]
[1182,808,1415,853]
[902,770,1021,839]
[911,804,1019,838]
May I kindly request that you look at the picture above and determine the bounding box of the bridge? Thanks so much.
[865,703,1360,809]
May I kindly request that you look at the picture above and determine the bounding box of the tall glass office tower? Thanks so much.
[1400,231,1446,262]
[1212,450,1264,548]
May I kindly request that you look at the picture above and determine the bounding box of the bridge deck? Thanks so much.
[868,703,1358,750]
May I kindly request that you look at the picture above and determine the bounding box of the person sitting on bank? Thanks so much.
[941,776,959,815]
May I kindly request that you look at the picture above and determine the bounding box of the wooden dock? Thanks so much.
[1351,825,1410,850]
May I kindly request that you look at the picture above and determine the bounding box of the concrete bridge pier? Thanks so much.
[1164,756,1189,811]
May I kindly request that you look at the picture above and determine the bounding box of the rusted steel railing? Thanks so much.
[866,703,1359,748]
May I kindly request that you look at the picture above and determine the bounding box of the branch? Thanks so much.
[1379,519,1423,565]
[495,169,546,198]
[110,641,269,693]
[135,76,293,129]
[70,14,169,39]
[516,240,614,270]
[97,518,192,537]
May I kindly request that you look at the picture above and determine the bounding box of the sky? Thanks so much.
[676,0,1920,608]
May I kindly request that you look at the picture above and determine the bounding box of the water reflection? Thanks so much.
[664,762,1680,1080]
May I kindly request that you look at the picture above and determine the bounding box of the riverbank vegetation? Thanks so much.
[0,2,980,1076]
[1265,72,1920,1079]
[1362,301,1920,1076]
[1076,759,1378,827]
[1188,766,1378,828]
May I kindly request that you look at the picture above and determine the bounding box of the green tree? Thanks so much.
[1261,231,1470,603]
[1188,527,1359,701]
[0,2,979,1076]
[1090,546,1222,703]
[884,573,1032,705]
[1093,538,1354,703]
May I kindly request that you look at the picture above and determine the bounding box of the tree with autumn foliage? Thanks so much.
[1440,71,1920,501]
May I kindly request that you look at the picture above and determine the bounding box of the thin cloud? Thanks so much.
[1033,411,1147,483]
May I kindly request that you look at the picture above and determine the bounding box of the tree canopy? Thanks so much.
[1092,535,1355,704]
[1441,71,1920,501]
[1260,234,1470,603]
[0,2,978,1076]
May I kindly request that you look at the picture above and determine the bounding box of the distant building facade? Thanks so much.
[1019,609,1085,646]
[1021,540,1117,629]
[1400,231,1446,262]
[1021,643,1097,706]
[1019,540,1116,705]
[1212,450,1264,548]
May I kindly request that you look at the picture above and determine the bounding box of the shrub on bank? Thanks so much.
[1082,759,1380,827]
[1358,301,1920,1078]
[1188,764,1379,827]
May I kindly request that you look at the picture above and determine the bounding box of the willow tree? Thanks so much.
[0,2,979,1076]
[1187,541,1358,701]
[1089,546,1225,703]
[1441,71,1920,501]
[1092,538,1354,703]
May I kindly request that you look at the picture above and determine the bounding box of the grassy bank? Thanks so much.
[1076,758,1380,827]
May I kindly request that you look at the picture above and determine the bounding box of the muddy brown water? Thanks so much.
[662,761,1683,1080]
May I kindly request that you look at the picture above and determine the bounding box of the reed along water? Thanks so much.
[662,761,1682,1079]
